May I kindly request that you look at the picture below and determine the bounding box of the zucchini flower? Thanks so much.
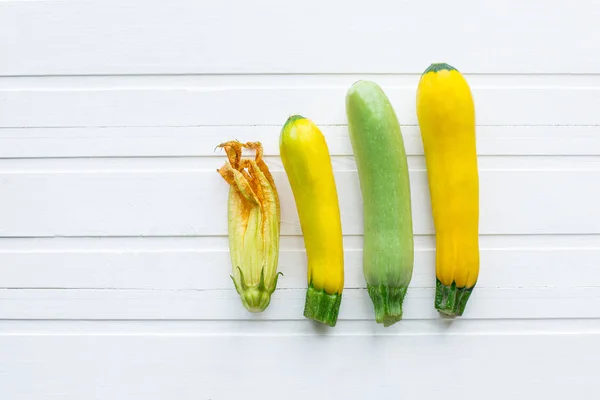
[217,140,282,313]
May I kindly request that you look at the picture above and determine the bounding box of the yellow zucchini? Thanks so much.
[416,63,480,316]
[279,115,344,326]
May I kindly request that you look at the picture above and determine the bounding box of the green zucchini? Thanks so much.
[345,80,414,327]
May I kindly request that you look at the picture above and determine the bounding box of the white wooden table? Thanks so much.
[1,1,599,398]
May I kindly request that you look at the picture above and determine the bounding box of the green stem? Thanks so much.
[303,284,342,327]
[435,279,474,317]
[367,284,407,327]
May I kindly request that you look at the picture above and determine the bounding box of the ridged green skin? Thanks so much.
[345,80,414,327]
[435,279,473,317]
[303,284,342,327]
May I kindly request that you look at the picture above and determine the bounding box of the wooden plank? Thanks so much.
[1,0,598,75]
[0,126,599,158]
[0,327,597,399]
[1,246,598,291]
[0,168,597,237]
[2,86,600,128]
[3,318,599,334]
[0,286,598,320]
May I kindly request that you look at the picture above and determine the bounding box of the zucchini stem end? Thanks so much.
[435,279,473,317]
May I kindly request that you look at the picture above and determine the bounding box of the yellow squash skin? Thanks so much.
[280,115,344,326]
[416,63,479,317]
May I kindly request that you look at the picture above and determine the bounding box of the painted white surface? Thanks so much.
[1,0,598,74]
[1,0,600,399]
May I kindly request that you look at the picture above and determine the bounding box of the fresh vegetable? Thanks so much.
[416,63,480,317]
[345,80,414,327]
[217,140,282,313]
[279,115,344,327]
